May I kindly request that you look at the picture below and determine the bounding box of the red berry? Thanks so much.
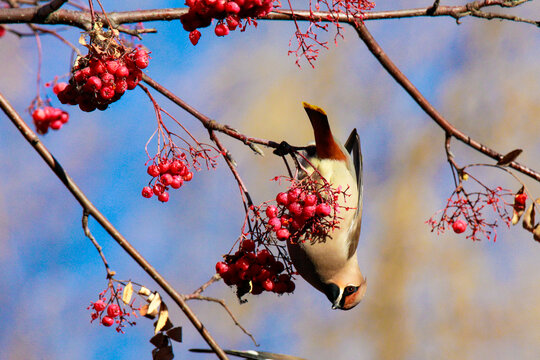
[273,281,287,294]
[288,202,303,217]
[153,183,165,195]
[170,176,184,189]
[215,261,229,275]
[268,217,281,231]
[183,172,193,181]
[0,26,5,38]
[158,191,170,202]
[226,15,239,30]
[90,60,106,75]
[452,219,467,234]
[100,72,115,85]
[116,65,130,78]
[276,228,290,241]
[93,300,106,312]
[99,86,115,100]
[115,79,128,95]
[101,316,114,327]
[251,283,263,295]
[286,280,295,293]
[159,161,170,174]
[276,192,289,206]
[135,56,149,69]
[240,239,255,252]
[32,108,46,123]
[225,1,241,13]
[161,173,173,186]
[262,278,274,292]
[189,30,202,45]
[214,23,229,37]
[265,205,278,219]
[106,60,120,74]
[50,120,63,130]
[287,188,301,203]
[302,205,316,219]
[290,218,304,231]
[107,304,121,318]
[147,164,160,177]
[170,160,183,174]
[236,258,250,272]
[316,203,332,217]
[60,112,69,124]
[256,249,272,265]
[53,82,68,95]
[272,261,285,274]
[304,193,317,206]
[515,193,527,207]
[142,186,153,198]
[83,76,102,92]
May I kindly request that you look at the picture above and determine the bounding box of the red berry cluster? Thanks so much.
[57,49,149,112]
[32,106,69,134]
[180,0,275,45]
[268,187,333,242]
[142,155,193,203]
[91,300,122,328]
[216,240,295,296]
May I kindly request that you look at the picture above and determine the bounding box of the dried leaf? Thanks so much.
[152,345,174,360]
[497,149,523,166]
[523,202,536,232]
[78,34,87,46]
[150,333,168,348]
[148,293,161,316]
[139,286,151,296]
[534,224,540,242]
[166,327,182,343]
[139,304,150,317]
[155,303,169,334]
[122,281,133,305]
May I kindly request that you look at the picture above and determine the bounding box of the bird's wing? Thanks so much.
[344,129,363,258]
[189,348,307,360]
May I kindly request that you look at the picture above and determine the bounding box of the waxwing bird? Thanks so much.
[189,348,307,360]
[286,102,367,310]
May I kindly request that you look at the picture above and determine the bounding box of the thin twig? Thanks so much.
[0,91,230,360]
[82,209,115,278]
[185,274,221,298]
[186,295,259,347]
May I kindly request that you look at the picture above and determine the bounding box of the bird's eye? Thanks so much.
[345,286,357,294]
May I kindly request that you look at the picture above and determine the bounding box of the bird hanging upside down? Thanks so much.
[287,102,367,310]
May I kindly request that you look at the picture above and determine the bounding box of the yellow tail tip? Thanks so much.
[302,102,327,116]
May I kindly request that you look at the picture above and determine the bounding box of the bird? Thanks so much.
[189,348,307,360]
[286,102,367,310]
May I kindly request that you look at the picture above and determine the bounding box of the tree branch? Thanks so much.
[353,21,540,183]
[0,91,230,360]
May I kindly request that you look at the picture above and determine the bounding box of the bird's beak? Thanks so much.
[324,283,343,310]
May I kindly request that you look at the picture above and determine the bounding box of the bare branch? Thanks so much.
[0,91,230,360]
[353,21,540,183]
[82,209,115,278]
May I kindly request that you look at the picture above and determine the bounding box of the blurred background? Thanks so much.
[1,0,540,359]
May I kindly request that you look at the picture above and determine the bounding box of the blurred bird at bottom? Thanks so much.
[189,348,307,360]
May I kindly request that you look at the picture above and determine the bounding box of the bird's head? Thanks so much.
[323,276,367,310]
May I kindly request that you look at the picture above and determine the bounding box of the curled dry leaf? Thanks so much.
[497,149,523,166]
[139,304,152,318]
[155,302,169,334]
[148,292,162,316]
[166,327,182,343]
[152,345,174,360]
[533,225,540,242]
[522,202,536,232]
[139,286,151,296]
[122,281,133,304]
[150,332,168,348]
